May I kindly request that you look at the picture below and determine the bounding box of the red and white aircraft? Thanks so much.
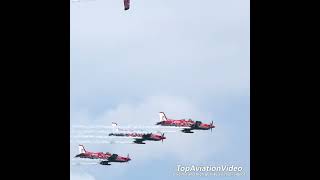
[75,145,131,165]
[155,112,215,133]
[109,123,166,144]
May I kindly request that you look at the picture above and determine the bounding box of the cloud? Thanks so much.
[70,0,250,113]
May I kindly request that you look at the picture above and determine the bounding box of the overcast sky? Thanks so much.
[71,0,250,179]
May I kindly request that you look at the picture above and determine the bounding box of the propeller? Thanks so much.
[210,121,213,132]
[161,133,165,143]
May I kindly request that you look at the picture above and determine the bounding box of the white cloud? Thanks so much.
[70,0,250,112]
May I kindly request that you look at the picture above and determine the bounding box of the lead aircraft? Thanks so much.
[155,112,215,133]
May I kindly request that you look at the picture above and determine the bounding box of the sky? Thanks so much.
[70,0,250,180]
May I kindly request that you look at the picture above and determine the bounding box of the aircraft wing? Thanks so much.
[181,128,194,133]
[133,139,146,144]
[112,136,147,144]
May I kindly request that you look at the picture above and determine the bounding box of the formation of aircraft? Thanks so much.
[73,112,215,166]
[156,112,215,133]
[75,145,131,165]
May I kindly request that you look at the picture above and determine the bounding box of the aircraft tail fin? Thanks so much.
[78,145,86,154]
[112,122,119,132]
[159,112,167,122]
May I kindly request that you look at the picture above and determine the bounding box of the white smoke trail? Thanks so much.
[71,126,180,136]
[71,135,143,139]
[71,162,99,166]
[71,130,110,134]
[71,132,176,140]
[72,125,114,129]
[70,124,182,145]
[71,130,177,134]
[71,125,187,129]
[71,135,117,139]
[70,140,134,144]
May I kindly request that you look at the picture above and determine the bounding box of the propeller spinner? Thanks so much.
[161,133,165,143]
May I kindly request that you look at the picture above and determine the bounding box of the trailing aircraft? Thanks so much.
[75,145,131,165]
